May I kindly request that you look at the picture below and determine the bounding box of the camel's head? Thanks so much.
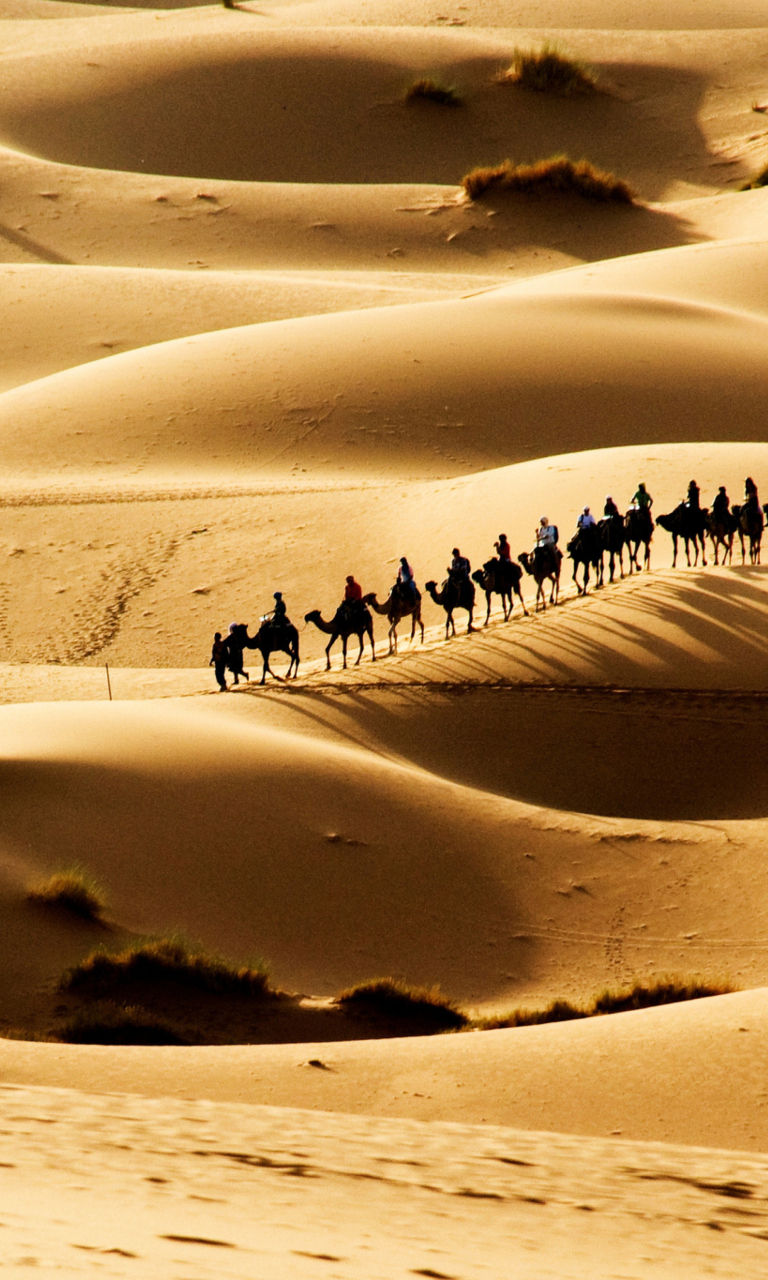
[362,592,376,604]
[304,610,320,622]
[471,568,484,584]
[424,580,437,594]
[518,552,533,574]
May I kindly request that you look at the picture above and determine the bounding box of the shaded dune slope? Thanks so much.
[0,291,766,482]
[2,701,768,1029]
[0,20,762,197]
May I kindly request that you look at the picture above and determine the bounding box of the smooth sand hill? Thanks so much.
[0,441,764,670]
[5,1086,768,1280]
[1,17,765,198]
[3,699,768,1032]
[0,264,505,393]
[0,290,766,484]
[5,992,768,1153]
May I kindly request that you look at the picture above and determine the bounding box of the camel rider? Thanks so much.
[536,516,558,548]
[341,574,364,622]
[450,548,471,581]
[712,485,730,521]
[745,476,760,514]
[494,533,511,562]
[632,482,652,512]
[686,479,700,511]
[577,506,596,530]
[271,592,290,628]
[397,556,418,603]
[604,495,621,520]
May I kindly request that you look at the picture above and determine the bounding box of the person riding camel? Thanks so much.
[449,548,471,581]
[577,506,596,530]
[271,592,290,628]
[631,482,653,530]
[604,495,621,520]
[745,476,760,514]
[536,516,558,548]
[344,575,362,603]
[494,533,511,562]
[712,485,730,521]
[686,480,700,511]
[397,556,418,603]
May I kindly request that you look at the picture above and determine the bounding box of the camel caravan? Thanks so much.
[209,478,766,688]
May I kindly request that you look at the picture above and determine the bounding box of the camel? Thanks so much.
[656,504,708,568]
[518,547,561,611]
[624,507,653,573]
[732,502,764,564]
[567,525,603,594]
[424,574,476,637]
[472,558,528,623]
[707,509,736,565]
[599,515,625,582]
[363,584,424,655]
[240,620,300,684]
[305,605,375,670]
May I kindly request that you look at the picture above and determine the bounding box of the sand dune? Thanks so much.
[0,264,504,393]
[5,992,768,1153]
[1,16,766,198]
[0,292,766,484]
[4,1086,768,1280]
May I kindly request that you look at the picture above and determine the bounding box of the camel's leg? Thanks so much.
[484,592,491,625]
[467,605,476,633]
[368,624,376,662]
[341,635,348,670]
[514,583,529,617]
[355,632,364,666]
[325,638,333,671]
[418,613,425,644]
[388,621,397,655]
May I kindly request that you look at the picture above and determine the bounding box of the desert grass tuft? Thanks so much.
[56,1000,188,1045]
[405,78,462,107]
[462,155,634,203]
[60,937,271,999]
[476,977,735,1030]
[498,44,597,96]
[27,866,107,922]
[337,978,468,1030]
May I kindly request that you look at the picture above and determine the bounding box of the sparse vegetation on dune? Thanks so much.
[498,45,598,96]
[462,156,635,203]
[27,867,107,922]
[405,78,462,107]
[60,938,271,999]
[476,978,735,1030]
[337,978,468,1030]
[56,1000,188,1046]
[742,162,768,189]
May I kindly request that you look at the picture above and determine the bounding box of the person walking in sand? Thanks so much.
[209,631,228,692]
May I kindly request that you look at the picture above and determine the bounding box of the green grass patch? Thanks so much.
[405,78,462,107]
[337,978,468,1030]
[498,44,597,95]
[476,978,735,1030]
[60,937,271,999]
[56,1001,188,1045]
[462,155,634,203]
[27,867,107,922]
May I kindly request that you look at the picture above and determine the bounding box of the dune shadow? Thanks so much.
[0,222,73,265]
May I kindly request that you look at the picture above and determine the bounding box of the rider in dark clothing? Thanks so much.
[686,480,700,511]
[604,495,621,520]
[745,477,760,513]
[450,548,471,580]
[712,486,730,520]
[272,592,290,626]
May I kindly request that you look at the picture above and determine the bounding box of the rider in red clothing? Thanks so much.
[344,575,363,603]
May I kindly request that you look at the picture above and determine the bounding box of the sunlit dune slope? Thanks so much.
[0,442,766,671]
[4,992,768,1152]
[259,0,768,31]
[0,264,501,393]
[0,291,766,483]
[1,18,765,197]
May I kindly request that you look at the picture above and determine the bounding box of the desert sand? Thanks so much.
[3,0,768,1269]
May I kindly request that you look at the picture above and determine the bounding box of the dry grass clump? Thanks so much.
[27,866,107,922]
[337,978,468,1030]
[462,155,634,203]
[405,78,462,107]
[499,45,597,95]
[477,978,734,1030]
[56,1001,188,1045]
[60,938,270,999]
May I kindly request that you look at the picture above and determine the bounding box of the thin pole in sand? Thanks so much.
[105,663,113,702]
